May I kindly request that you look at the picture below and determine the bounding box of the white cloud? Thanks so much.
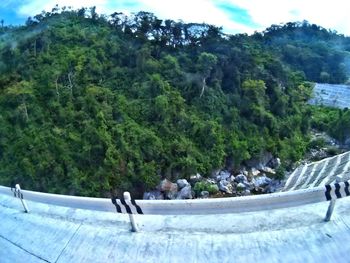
[15,0,254,33]
[18,0,108,17]
[223,0,350,35]
[134,0,254,33]
[14,0,350,35]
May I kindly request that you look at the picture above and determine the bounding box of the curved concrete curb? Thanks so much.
[1,179,349,215]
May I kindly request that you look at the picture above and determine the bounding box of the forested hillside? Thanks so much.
[0,7,349,197]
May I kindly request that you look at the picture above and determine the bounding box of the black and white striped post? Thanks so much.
[123,192,139,232]
[324,175,342,222]
[14,184,30,213]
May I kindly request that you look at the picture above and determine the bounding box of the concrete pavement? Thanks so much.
[1,193,350,262]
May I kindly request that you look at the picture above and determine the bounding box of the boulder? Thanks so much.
[205,178,217,184]
[176,185,193,199]
[252,175,272,188]
[268,157,281,169]
[200,191,210,198]
[228,175,235,183]
[250,168,260,176]
[264,179,283,193]
[143,190,164,200]
[260,166,276,175]
[242,189,251,196]
[177,179,190,189]
[159,179,178,199]
[189,173,202,184]
[219,180,233,194]
[218,170,231,181]
[235,174,248,184]
[159,179,175,191]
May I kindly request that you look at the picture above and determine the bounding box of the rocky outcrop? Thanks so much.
[143,153,282,200]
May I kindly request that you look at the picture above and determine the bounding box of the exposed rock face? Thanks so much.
[146,152,283,199]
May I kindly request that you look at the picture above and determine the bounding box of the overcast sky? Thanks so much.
[0,0,349,35]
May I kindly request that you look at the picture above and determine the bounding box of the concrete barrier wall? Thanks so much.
[309,83,350,109]
[1,180,349,215]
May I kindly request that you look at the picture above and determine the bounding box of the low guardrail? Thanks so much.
[0,178,349,232]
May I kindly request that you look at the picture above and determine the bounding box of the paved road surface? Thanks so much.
[1,193,350,262]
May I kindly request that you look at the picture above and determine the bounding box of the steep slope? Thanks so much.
[0,8,348,197]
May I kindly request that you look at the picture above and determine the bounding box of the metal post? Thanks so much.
[324,175,342,222]
[124,192,139,232]
[15,184,30,213]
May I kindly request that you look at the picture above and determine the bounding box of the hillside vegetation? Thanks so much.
[0,7,349,197]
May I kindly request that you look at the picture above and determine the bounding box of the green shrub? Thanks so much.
[193,181,219,195]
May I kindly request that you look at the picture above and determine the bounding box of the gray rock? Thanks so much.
[261,166,276,175]
[200,191,210,198]
[176,185,193,199]
[143,190,164,200]
[159,179,178,199]
[243,181,252,188]
[159,179,175,192]
[189,173,202,183]
[235,174,248,184]
[219,180,233,194]
[242,189,251,196]
[228,175,235,183]
[268,157,281,169]
[250,168,260,176]
[177,179,190,189]
[245,152,273,170]
[206,178,217,184]
[252,175,272,188]
[211,169,221,178]
[218,170,231,181]
[264,179,283,193]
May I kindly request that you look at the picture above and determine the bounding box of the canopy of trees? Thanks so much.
[0,7,349,197]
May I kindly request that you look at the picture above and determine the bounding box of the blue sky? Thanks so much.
[0,0,349,35]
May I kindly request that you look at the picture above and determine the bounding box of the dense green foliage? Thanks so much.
[0,7,349,197]
[310,106,350,144]
[255,21,350,83]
